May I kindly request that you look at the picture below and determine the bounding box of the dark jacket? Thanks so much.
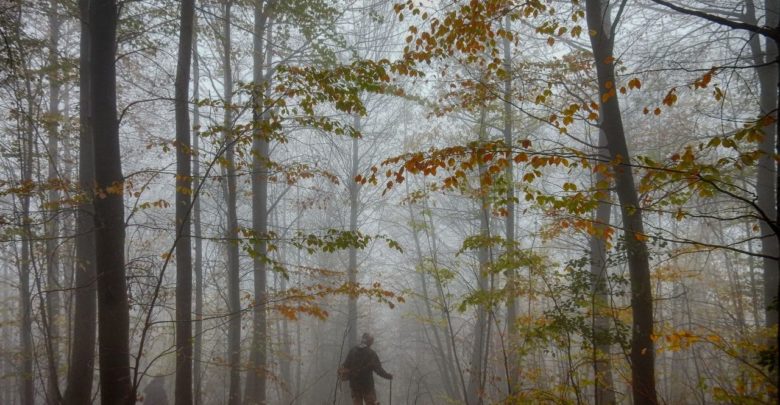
[341,345,391,392]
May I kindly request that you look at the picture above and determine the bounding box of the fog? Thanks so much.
[0,0,777,404]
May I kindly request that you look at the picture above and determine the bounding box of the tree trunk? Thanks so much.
[221,3,241,403]
[90,0,132,403]
[19,94,35,405]
[423,195,468,403]
[466,109,489,405]
[762,0,779,330]
[62,0,97,401]
[279,272,293,404]
[174,0,195,404]
[501,14,520,397]
[44,1,62,401]
[405,181,458,400]
[746,0,780,331]
[584,0,657,403]
[192,10,204,405]
[246,3,272,402]
[590,129,616,405]
[347,115,360,349]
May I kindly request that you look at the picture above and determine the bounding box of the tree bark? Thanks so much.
[174,0,195,404]
[221,3,241,403]
[745,0,780,331]
[584,0,657,403]
[62,0,96,402]
[466,109,489,405]
[590,130,616,405]
[423,196,468,402]
[44,1,62,401]
[90,0,132,403]
[19,90,35,405]
[245,2,272,402]
[501,14,520,397]
[405,181,459,400]
[347,116,360,349]
[192,10,203,405]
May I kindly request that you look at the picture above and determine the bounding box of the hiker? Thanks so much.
[340,332,393,405]
[143,375,169,405]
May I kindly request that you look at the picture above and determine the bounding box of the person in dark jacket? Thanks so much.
[341,332,393,405]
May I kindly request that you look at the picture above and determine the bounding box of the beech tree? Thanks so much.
[90,0,132,403]
[174,0,195,404]
[62,0,97,403]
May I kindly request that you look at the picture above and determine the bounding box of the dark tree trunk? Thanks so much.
[174,0,195,404]
[90,0,132,403]
[745,0,780,331]
[584,0,657,403]
[221,3,241,403]
[590,129,616,405]
[62,0,97,403]
[762,0,780,330]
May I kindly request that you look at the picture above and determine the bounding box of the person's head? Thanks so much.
[360,332,374,347]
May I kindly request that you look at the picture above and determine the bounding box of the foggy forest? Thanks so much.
[0,0,778,404]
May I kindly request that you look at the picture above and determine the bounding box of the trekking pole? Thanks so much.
[389,378,392,405]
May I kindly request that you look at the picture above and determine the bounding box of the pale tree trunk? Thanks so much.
[279,272,292,404]
[271,207,292,403]
[174,0,195,403]
[743,219,762,327]
[423,196,467,402]
[501,14,520,397]
[2,271,14,405]
[90,0,132,402]
[192,10,204,405]
[347,116,360,349]
[62,0,96,401]
[19,91,35,405]
[584,0,657,403]
[13,3,36,403]
[590,130,616,405]
[405,181,458,400]
[246,2,273,402]
[221,3,241,403]
[467,108,489,405]
[716,226,747,333]
[59,86,74,381]
[294,190,303,401]
[44,1,62,402]
[746,0,779,330]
